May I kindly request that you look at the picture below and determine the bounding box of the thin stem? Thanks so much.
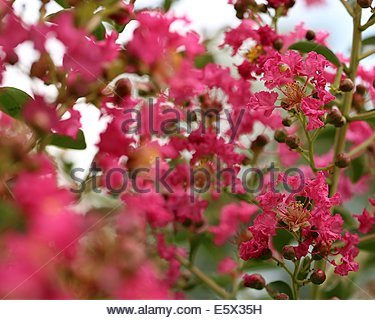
[292,260,301,300]
[315,1,362,300]
[339,0,354,16]
[230,260,244,298]
[348,109,375,122]
[176,256,231,299]
[330,4,362,197]
[360,14,375,31]
[271,257,293,277]
[359,49,375,61]
[359,233,375,244]
[347,132,375,159]
[297,113,317,172]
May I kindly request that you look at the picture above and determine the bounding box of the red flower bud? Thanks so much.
[282,245,296,260]
[339,79,354,92]
[355,84,367,95]
[335,153,351,168]
[273,38,284,51]
[357,0,373,8]
[275,293,290,300]
[251,134,269,153]
[243,273,266,290]
[305,30,316,41]
[274,129,287,143]
[310,269,326,285]
[285,135,300,150]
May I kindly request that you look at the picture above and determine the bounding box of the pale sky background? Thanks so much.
[2,0,375,171]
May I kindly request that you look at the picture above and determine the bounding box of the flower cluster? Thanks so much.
[0,0,374,300]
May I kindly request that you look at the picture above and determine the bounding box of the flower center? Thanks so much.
[278,201,310,232]
[281,82,307,110]
[245,45,263,63]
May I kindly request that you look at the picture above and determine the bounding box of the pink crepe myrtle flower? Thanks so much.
[240,172,359,276]
[52,12,119,80]
[256,50,334,130]
[210,201,258,245]
[0,234,73,299]
[248,91,279,117]
[332,232,359,276]
[282,23,329,50]
[127,12,204,65]
[22,96,81,138]
[217,257,237,275]
[12,154,84,252]
[0,13,28,60]
[347,121,373,145]
[354,199,375,234]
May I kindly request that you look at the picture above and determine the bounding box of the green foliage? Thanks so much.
[267,281,293,299]
[362,35,375,48]
[194,53,215,69]
[289,41,341,67]
[348,154,366,183]
[358,233,375,252]
[0,87,32,119]
[54,0,70,8]
[49,130,87,150]
[92,22,106,40]
[272,228,294,253]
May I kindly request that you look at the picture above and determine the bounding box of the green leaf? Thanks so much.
[267,281,293,299]
[92,22,106,40]
[0,201,24,232]
[0,87,32,119]
[358,234,375,252]
[362,35,375,47]
[189,233,207,263]
[163,0,174,11]
[348,154,366,183]
[288,41,341,67]
[54,0,70,8]
[49,129,87,150]
[194,53,214,69]
[272,228,293,253]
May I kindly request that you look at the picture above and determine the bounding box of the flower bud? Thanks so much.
[115,78,132,98]
[326,107,346,127]
[305,30,316,41]
[282,245,296,260]
[339,79,354,92]
[285,135,300,150]
[285,0,296,9]
[275,293,290,300]
[234,1,247,19]
[243,273,266,290]
[273,38,284,51]
[357,0,373,8]
[251,134,269,153]
[312,242,330,261]
[274,129,287,143]
[335,153,351,168]
[355,83,367,96]
[30,53,50,79]
[352,92,365,112]
[310,269,326,285]
[7,52,18,65]
[282,117,292,127]
[257,3,268,12]
[260,248,272,260]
